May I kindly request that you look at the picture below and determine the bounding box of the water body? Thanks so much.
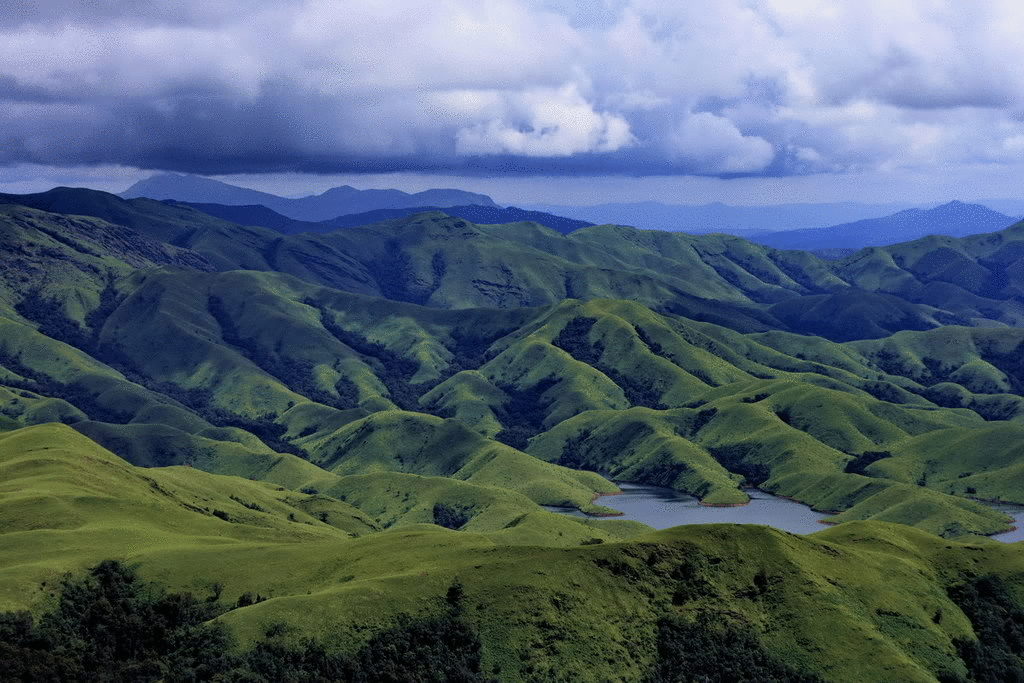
[548,485,1024,542]
[546,483,831,535]
[986,502,1024,543]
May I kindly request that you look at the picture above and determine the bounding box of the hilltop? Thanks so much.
[4,187,1024,680]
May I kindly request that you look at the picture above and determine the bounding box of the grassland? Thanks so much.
[5,424,1024,681]
[4,190,1024,680]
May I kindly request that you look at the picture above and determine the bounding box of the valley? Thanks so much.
[3,187,1024,681]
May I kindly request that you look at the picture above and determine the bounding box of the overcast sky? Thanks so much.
[2,0,1023,205]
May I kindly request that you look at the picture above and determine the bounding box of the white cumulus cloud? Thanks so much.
[669,113,775,173]
[453,84,635,156]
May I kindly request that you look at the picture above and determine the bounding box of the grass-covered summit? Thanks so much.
[8,186,1024,339]
[4,188,1024,681]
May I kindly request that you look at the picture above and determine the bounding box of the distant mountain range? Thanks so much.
[521,200,923,234]
[122,175,1024,251]
[122,173,499,222]
[751,201,1018,250]
[524,198,1024,237]
[166,200,594,235]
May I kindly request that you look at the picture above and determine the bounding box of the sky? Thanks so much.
[2,0,1024,206]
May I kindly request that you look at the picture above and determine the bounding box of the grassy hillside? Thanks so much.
[6,191,1024,680]
[6,424,1024,681]
[3,232,1024,534]
[9,187,1024,341]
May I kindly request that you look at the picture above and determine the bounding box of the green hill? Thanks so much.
[6,424,1024,681]
[5,190,1024,680]
[3,230,1024,534]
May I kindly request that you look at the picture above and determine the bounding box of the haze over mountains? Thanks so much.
[124,174,1024,252]
[122,173,499,222]
[166,199,595,236]
[533,198,1020,250]
[524,200,923,234]
[752,201,1019,251]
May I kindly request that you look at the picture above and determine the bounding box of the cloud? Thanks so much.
[453,84,634,156]
[2,0,1024,179]
[668,113,775,174]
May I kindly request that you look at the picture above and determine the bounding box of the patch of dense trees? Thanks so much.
[706,444,772,487]
[984,339,1024,395]
[207,296,350,412]
[15,290,93,352]
[365,240,427,305]
[0,350,133,425]
[433,503,473,530]
[309,302,424,411]
[445,328,503,375]
[844,450,892,475]
[15,276,120,359]
[644,612,823,683]
[0,560,232,682]
[552,317,665,410]
[556,429,593,470]
[493,377,559,450]
[0,561,492,683]
[946,575,1024,683]
[552,318,603,366]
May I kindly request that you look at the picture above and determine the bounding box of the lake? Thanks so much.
[986,502,1024,543]
[546,483,832,535]
[548,483,1024,542]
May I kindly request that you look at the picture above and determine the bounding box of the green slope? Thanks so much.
[10,187,1024,343]
[5,247,1024,534]
[11,188,1024,682]
[5,424,1024,682]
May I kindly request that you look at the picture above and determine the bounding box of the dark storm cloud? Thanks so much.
[3,0,1024,179]
[0,1,273,28]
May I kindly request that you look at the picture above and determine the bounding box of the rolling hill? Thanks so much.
[4,424,1024,682]
[5,187,1024,680]
[2,196,1023,533]
[9,186,1024,342]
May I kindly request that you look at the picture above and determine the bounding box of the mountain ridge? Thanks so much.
[164,199,594,235]
[753,200,1018,250]
[121,173,500,221]
[5,186,1024,342]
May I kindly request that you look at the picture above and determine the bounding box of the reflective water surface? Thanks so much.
[547,483,1024,541]
[986,502,1024,543]
[546,483,832,535]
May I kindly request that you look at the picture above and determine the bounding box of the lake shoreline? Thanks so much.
[563,482,1024,541]
[557,481,832,535]
[584,488,626,517]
